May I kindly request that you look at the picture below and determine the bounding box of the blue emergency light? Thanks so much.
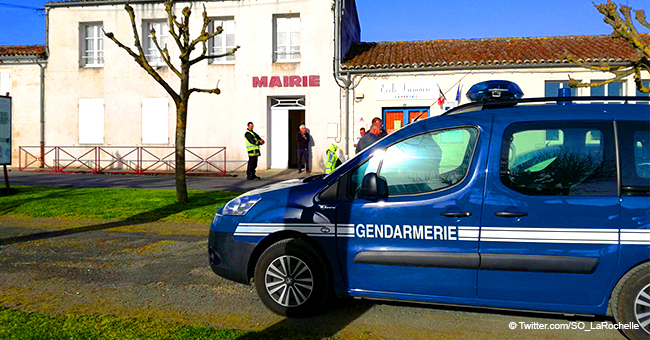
[466,80,524,102]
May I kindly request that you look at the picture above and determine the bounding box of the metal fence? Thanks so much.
[19,146,227,176]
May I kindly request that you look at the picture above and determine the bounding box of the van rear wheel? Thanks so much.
[254,238,331,317]
[610,262,650,340]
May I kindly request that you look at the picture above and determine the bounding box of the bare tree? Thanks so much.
[103,0,239,202]
[568,0,649,93]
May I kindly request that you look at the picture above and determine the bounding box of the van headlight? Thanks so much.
[222,194,262,216]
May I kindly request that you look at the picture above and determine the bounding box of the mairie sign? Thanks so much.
[252,75,320,88]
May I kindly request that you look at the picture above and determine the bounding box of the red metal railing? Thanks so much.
[19,146,226,176]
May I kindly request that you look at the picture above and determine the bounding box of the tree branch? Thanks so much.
[189,87,222,95]
[165,0,183,51]
[190,45,239,66]
[103,4,181,104]
[189,4,213,50]
[636,9,650,30]
[150,27,182,78]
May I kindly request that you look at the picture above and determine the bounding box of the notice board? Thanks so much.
[0,96,10,165]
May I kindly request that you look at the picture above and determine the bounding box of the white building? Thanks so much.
[0,46,47,167]
[40,0,360,172]
[3,0,648,172]
[341,36,649,136]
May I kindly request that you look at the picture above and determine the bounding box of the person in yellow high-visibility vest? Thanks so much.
[325,143,341,174]
[245,122,264,180]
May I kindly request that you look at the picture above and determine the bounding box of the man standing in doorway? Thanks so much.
[296,124,310,174]
[372,117,388,137]
[245,122,264,180]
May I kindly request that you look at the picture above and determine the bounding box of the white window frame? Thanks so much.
[273,15,300,62]
[209,17,235,64]
[80,22,104,67]
[78,98,104,144]
[143,20,169,67]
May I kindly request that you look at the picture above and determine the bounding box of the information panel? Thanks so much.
[0,96,11,165]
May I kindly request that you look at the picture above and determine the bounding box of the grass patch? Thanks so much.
[0,186,240,223]
[0,309,341,340]
[0,309,249,340]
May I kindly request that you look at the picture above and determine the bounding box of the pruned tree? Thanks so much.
[103,0,239,202]
[568,0,649,93]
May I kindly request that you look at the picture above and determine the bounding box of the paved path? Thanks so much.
[5,169,317,192]
[0,216,624,340]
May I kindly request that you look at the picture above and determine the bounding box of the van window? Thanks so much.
[634,130,650,179]
[348,127,478,197]
[618,121,650,189]
[501,122,616,196]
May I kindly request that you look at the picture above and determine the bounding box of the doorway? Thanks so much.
[269,97,305,169]
[288,110,305,168]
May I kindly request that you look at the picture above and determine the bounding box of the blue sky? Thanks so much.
[0,0,648,46]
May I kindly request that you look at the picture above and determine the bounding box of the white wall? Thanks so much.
[45,0,340,172]
[347,67,650,154]
[0,64,42,167]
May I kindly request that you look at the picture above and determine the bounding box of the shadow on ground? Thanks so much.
[236,299,373,340]
[0,190,220,246]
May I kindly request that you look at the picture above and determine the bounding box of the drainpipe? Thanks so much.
[333,0,351,158]
[36,60,46,168]
[38,7,50,167]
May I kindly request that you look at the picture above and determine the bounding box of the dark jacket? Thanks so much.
[245,129,262,145]
[297,132,310,149]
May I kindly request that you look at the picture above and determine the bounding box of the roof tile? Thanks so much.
[343,35,646,70]
[0,45,47,58]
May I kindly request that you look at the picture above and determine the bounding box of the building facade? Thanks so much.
[3,1,648,172]
[42,0,359,172]
[0,46,47,167]
[341,36,650,140]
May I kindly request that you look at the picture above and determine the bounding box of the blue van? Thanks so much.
[209,92,650,340]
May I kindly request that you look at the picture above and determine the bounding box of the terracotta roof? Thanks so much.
[342,35,646,70]
[0,45,47,58]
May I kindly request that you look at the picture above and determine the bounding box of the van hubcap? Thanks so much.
[265,255,313,307]
[635,283,650,334]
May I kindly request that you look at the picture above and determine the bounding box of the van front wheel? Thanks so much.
[610,262,650,340]
[254,238,331,317]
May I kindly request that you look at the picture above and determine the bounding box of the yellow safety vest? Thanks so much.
[325,143,339,174]
[245,130,261,157]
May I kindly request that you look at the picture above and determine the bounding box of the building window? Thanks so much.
[209,18,235,63]
[590,81,624,96]
[78,98,104,144]
[144,21,168,66]
[544,81,575,97]
[81,23,104,67]
[142,98,169,144]
[274,15,300,62]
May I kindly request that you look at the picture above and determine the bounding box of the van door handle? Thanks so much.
[495,211,528,218]
[440,212,472,218]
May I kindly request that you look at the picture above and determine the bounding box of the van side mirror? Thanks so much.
[360,173,388,200]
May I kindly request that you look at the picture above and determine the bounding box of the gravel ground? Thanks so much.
[0,215,624,340]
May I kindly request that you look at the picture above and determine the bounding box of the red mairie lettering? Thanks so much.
[251,75,320,88]
[252,76,268,88]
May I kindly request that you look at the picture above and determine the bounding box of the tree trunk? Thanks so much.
[175,62,191,203]
[175,99,188,203]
